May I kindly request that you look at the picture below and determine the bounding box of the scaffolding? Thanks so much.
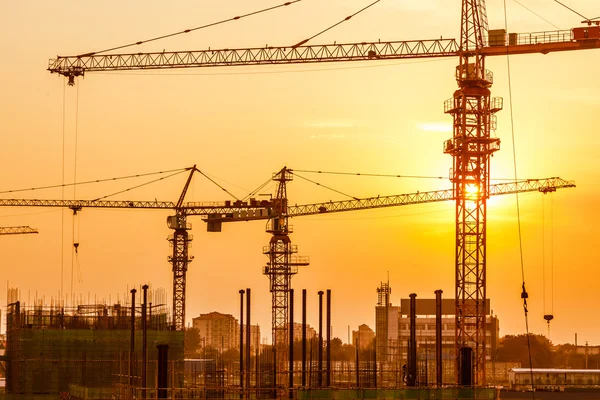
[5,296,184,399]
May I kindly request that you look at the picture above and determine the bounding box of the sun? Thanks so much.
[465,183,480,199]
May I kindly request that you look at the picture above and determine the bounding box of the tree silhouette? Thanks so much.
[184,327,202,358]
[496,334,554,367]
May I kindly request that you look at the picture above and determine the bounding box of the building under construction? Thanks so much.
[374,282,502,387]
[4,288,184,399]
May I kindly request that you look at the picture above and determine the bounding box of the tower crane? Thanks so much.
[0,172,573,336]
[200,169,574,385]
[45,2,600,382]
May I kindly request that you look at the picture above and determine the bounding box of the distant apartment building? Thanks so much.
[192,312,262,354]
[352,324,375,349]
[289,322,317,341]
[192,312,238,352]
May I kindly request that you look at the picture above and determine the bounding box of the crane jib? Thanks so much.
[47,28,600,79]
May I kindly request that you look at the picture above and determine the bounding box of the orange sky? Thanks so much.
[0,0,598,346]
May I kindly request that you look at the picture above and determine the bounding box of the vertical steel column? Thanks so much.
[142,284,149,397]
[289,289,294,395]
[246,288,251,390]
[239,289,245,393]
[157,344,169,399]
[374,343,377,388]
[255,324,259,392]
[407,293,417,387]
[355,338,360,388]
[459,346,473,385]
[318,291,324,387]
[273,347,277,393]
[435,290,443,386]
[326,290,331,387]
[130,288,136,388]
[302,289,307,387]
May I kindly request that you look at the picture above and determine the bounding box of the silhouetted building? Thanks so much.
[352,324,375,349]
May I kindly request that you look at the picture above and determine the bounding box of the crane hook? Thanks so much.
[73,242,79,253]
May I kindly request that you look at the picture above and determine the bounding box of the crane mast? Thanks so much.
[168,167,197,331]
[167,212,193,331]
[443,0,496,385]
[263,167,308,384]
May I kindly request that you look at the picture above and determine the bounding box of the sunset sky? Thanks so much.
[1,0,598,346]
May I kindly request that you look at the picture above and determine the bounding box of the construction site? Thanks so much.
[1,0,599,399]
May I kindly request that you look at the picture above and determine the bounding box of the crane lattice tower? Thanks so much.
[263,167,309,382]
[443,0,500,384]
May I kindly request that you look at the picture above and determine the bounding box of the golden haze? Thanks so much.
[0,0,598,345]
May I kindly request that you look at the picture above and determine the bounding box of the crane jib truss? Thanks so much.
[47,29,599,82]
[202,177,574,222]
[0,178,574,215]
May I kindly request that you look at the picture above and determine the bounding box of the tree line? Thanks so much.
[495,334,600,369]
[186,328,600,369]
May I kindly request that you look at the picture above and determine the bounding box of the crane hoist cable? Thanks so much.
[71,79,81,296]
[504,0,534,392]
[61,78,67,304]
[76,251,83,284]
[551,195,555,319]
[543,195,555,336]
[77,1,303,57]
